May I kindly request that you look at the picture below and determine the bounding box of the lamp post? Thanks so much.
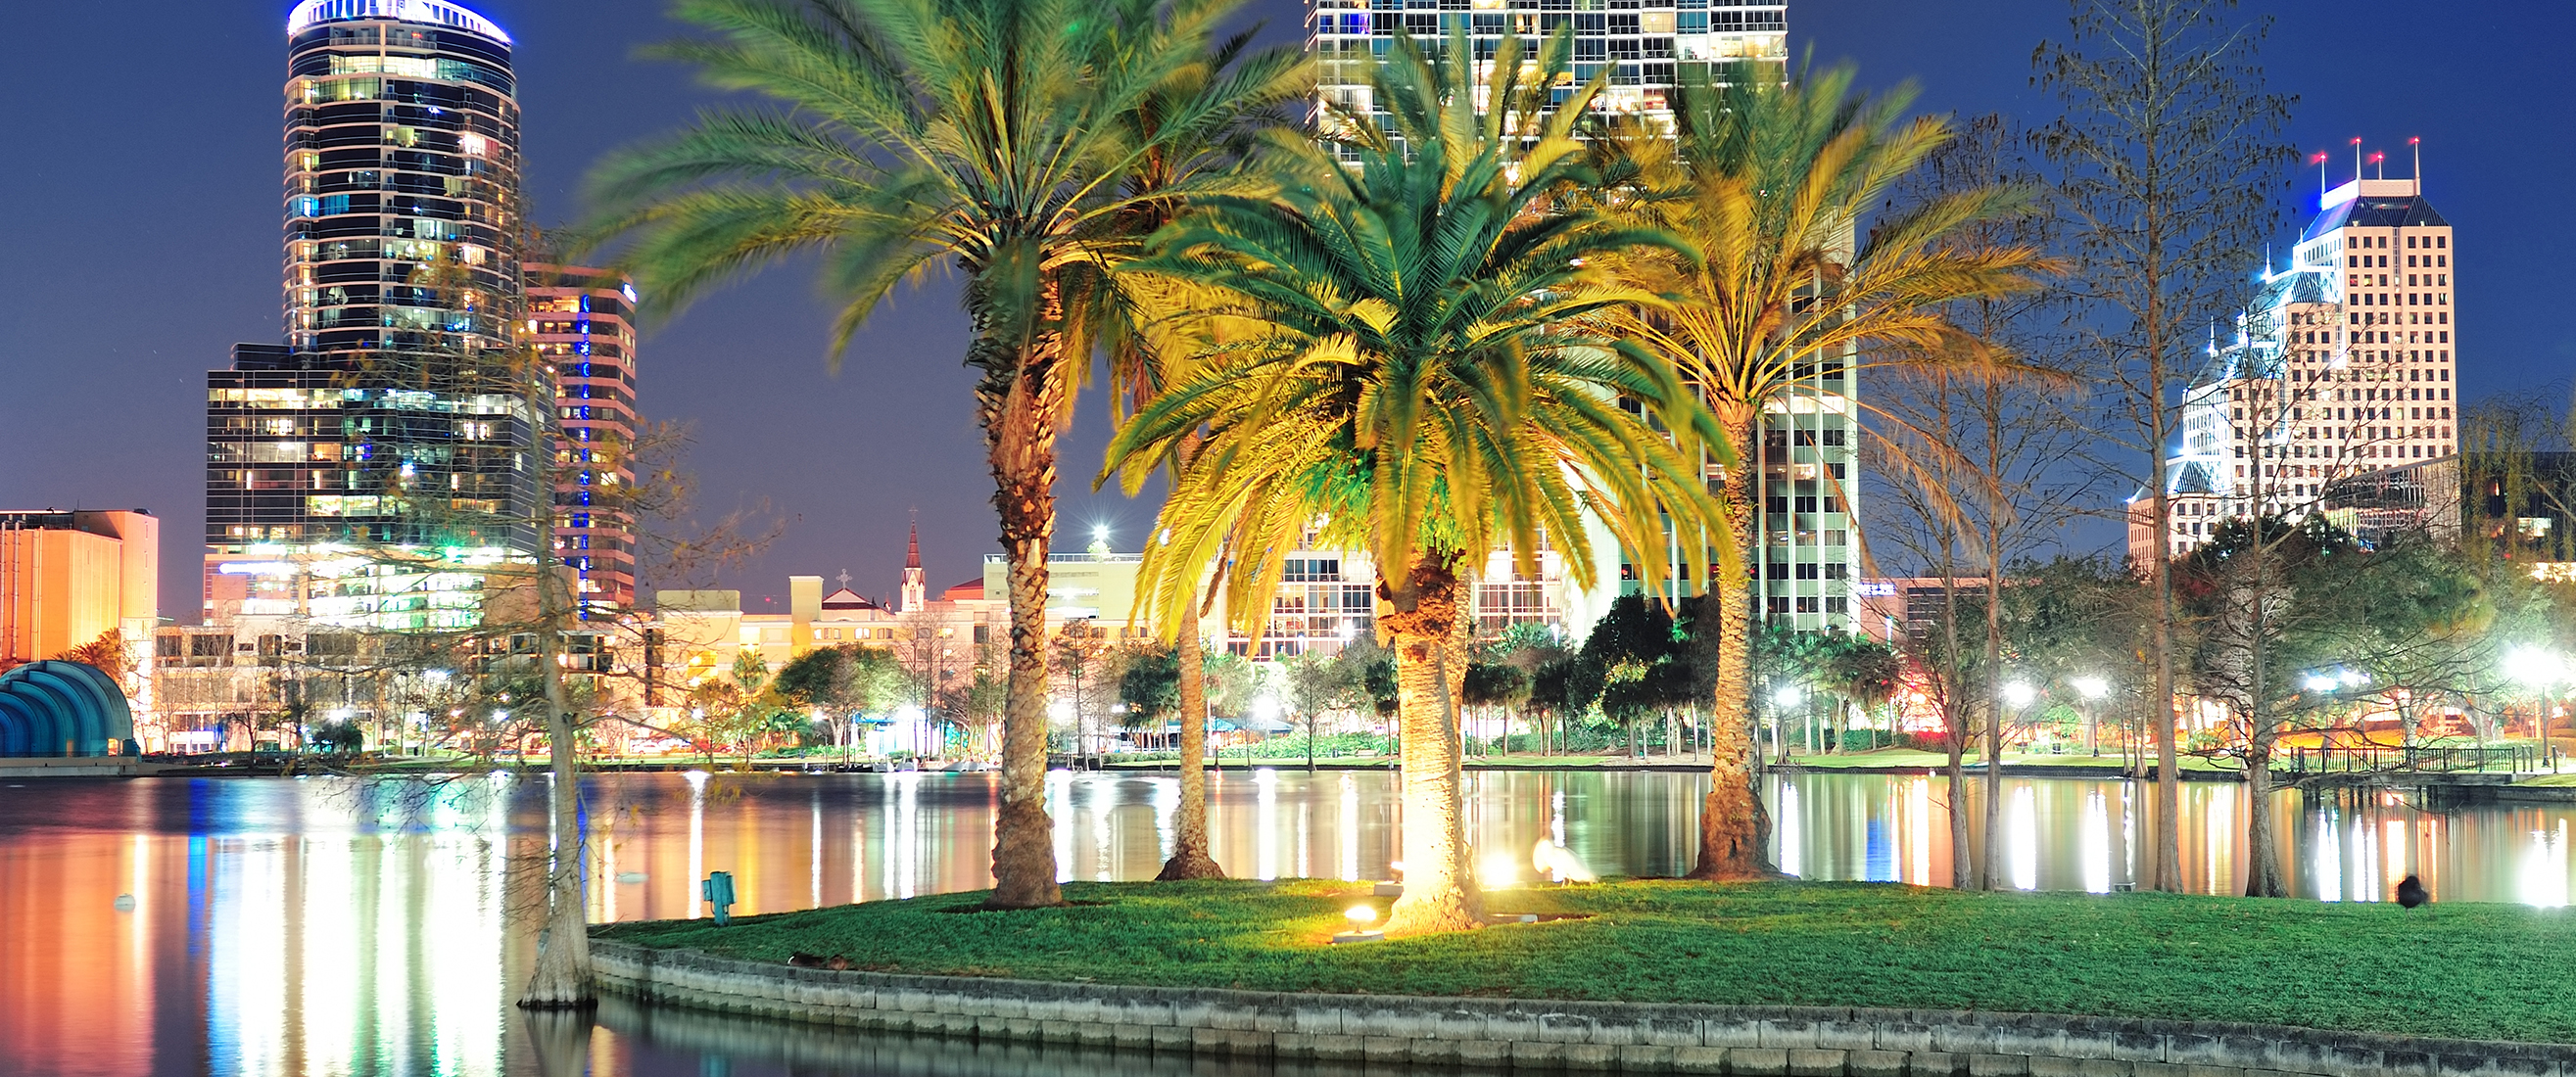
[2506,648,2567,772]
[2072,676,2110,757]
[1771,684,1801,764]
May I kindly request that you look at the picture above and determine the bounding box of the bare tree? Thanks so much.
[2032,0,2293,891]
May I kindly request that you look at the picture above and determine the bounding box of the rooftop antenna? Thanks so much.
[2313,151,2329,204]
[2410,136,2422,193]
[2351,137,2362,185]
[2370,151,2385,180]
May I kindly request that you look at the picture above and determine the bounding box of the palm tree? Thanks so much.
[1587,66,2052,880]
[581,0,1304,908]
[1107,31,1724,934]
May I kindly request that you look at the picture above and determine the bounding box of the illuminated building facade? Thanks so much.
[1305,1,1852,634]
[205,1,540,630]
[0,511,159,667]
[527,262,640,613]
[2143,157,2459,560]
[1308,0,1786,140]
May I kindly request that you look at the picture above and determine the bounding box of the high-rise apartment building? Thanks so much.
[527,262,640,613]
[205,1,541,630]
[1309,0,1786,138]
[1302,0,1852,636]
[2143,159,2458,560]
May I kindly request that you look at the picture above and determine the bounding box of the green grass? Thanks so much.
[597,878,2576,1044]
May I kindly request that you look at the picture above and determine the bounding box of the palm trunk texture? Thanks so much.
[1380,552,1481,934]
[979,289,1068,911]
[1157,589,1223,879]
[1691,412,1775,881]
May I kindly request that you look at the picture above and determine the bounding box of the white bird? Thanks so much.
[1532,840,1595,883]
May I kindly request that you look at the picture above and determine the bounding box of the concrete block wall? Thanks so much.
[589,940,2570,1077]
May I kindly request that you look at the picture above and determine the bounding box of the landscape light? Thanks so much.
[1332,903,1384,945]
[2002,682,2035,709]
[1772,685,1801,709]
[2072,676,2109,700]
[2304,674,2340,692]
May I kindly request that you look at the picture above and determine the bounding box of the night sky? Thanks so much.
[0,2,2562,625]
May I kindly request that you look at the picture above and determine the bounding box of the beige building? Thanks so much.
[2144,166,2459,561]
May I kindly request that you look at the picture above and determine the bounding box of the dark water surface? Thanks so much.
[4,768,2572,1076]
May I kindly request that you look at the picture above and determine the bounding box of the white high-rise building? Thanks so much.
[1308,0,1786,145]
[2141,158,2459,560]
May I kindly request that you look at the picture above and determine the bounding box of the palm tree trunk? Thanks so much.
[1158,587,1223,879]
[1380,551,1480,935]
[978,284,1067,911]
[1691,411,1775,881]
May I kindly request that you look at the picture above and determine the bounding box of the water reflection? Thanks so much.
[10,770,2576,1076]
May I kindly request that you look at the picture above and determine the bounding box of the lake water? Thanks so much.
[5,768,2572,1076]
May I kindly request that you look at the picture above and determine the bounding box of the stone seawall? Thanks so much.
[589,940,2567,1077]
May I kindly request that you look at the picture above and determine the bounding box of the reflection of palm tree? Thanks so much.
[583,0,1304,910]
[1587,67,2052,880]
[1112,32,1720,934]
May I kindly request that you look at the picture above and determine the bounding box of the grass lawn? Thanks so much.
[597,878,2576,1044]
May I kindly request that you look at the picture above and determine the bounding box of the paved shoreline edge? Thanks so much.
[589,939,2566,1076]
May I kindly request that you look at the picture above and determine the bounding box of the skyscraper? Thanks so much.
[527,262,641,613]
[2144,151,2458,560]
[1301,0,1853,637]
[1308,0,1786,140]
[205,1,541,630]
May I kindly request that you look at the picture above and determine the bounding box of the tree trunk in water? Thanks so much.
[1946,732,1973,889]
[1980,575,2005,891]
[1690,412,1775,881]
[1379,552,1481,935]
[519,570,593,1008]
[2242,719,2286,897]
[978,284,1067,911]
[1158,585,1223,880]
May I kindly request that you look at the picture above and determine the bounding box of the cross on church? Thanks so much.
[836,570,852,588]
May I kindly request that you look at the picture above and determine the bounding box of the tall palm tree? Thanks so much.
[582,0,1304,908]
[1107,31,1724,934]
[1586,66,2052,880]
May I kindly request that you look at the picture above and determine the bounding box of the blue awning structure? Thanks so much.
[0,661,135,757]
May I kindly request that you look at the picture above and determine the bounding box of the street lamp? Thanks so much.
[2072,676,2109,757]
[2506,648,2568,770]
[1771,685,1801,762]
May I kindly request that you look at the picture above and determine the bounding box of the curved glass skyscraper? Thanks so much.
[206,0,541,630]
[284,0,521,356]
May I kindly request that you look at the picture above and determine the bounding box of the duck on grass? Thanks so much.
[594,878,2576,1045]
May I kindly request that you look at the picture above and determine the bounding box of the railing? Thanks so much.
[2281,743,2537,776]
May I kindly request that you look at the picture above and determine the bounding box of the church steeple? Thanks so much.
[900,520,926,612]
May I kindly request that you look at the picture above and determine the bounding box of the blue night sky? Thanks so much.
[0,2,2564,622]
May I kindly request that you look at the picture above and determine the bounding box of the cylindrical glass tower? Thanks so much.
[205,0,538,630]
[283,0,520,357]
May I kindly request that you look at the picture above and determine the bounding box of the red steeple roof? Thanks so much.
[905,521,922,570]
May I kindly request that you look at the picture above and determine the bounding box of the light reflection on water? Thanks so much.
[7,769,2576,1076]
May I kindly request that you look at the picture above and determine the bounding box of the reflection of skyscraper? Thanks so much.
[205,1,539,629]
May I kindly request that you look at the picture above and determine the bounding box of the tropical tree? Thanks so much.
[1586,65,2052,880]
[583,0,1305,908]
[1107,30,1722,933]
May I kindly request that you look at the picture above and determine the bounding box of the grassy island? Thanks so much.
[596,879,2576,1044]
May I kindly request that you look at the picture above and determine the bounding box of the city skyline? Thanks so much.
[0,1,2564,623]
